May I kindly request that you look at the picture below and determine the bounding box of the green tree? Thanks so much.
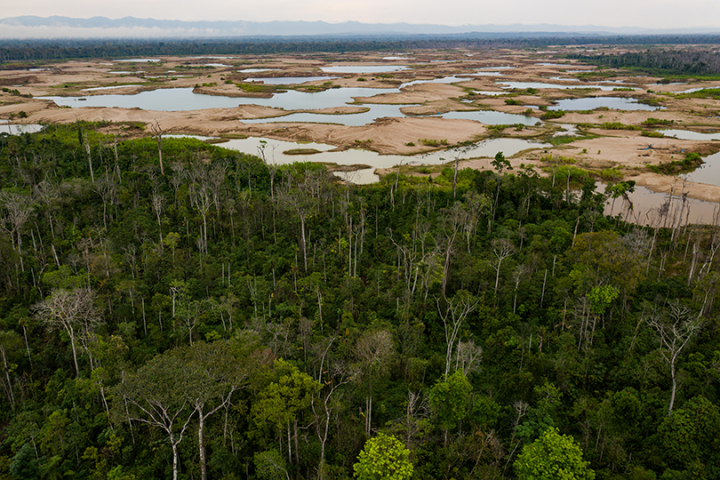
[353,433,413,480]
[9,443,39,480]
[429,370,472,446]
[255,449,290,480]
[657,396,720,474]
[514,427,595,480]
[252,359,321,463]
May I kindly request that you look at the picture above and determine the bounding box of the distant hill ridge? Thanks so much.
[1,15,718,39]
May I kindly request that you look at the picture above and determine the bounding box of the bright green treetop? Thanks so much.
[514,427,595,480]
[429,370,472,432]
[353,433,413,480]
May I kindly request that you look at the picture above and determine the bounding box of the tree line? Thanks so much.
[5,36,720,64]
[570,48,720,76]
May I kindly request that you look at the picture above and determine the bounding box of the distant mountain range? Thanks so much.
[1,16,719,39]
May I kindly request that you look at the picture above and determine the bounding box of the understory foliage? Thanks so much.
[0,123,719,480]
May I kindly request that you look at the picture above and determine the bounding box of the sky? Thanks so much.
[2,0,720,30]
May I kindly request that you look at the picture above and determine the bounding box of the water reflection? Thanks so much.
[686,151,720,187]
[659,129,720,141]
[499,82,630,91]
[244,76,340,85]
[41,87,400,112]
[215,136,549,184]
[83,85,143,91]
[320,66,410,73]
[598,182,719,225]
[238,68,276,73]
[0,123,44,135]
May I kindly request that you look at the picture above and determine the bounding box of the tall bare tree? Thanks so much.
[150,120,165,176]
[491,238,515,295]
[34,288,102,377]
[0,191,33,272]
[645,301,702,415]
[437,291,481,378]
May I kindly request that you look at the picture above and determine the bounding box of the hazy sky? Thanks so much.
[3,0,720,29]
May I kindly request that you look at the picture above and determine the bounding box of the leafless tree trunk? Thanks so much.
[437,292,481,377]
[34,288,102,378]
[150,120,165,176]
[492,239,515,295]
[645,302,702,415]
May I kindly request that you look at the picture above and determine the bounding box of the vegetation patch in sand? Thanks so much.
[647,152,704,174]
[283,148,323,155]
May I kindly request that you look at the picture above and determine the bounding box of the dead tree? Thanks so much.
[150,120,165,176]
[645,301,702,415]
[436,291,481,378]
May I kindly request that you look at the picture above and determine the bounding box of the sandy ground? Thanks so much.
[3,49,720,201]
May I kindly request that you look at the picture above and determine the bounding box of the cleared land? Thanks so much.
[2,47,720,202]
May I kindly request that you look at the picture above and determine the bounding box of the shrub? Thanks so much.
[600,122,639,130]
[540,110,566,120]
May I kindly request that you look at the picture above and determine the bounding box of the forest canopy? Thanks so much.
[0,123,718,480]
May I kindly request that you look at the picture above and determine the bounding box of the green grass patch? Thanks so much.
[283,148,322,155]
[641,130,665,138]
[641,118,674,127]
[672,88,720,100]
[540,110,566,120]
[600,122,639,130]
[236,82,276,93]
[647,152,703,174]
[419,138,448,147]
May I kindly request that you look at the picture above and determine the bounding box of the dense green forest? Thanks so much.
[569,48,720,77]
[0,123,719,480]
[3,35,720,63]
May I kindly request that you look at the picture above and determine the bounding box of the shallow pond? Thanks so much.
[686,151,720,187]
[401,75,475,87]
[238,68,276,73]
[658,129,720,141]
[548,97,664,111]
[115,58,160,63]
[244,76,340,85]
[241,104,416,127]
[473,91,508,96]
[553,124,579,136]
[217,136,549,184]
[41,86,401,112]
[599,182,719,225]
[677,86,720,93]
[241,104,538,127]
[534,63,593,68]
[0,123,44,135]
[83,85,143,91]
[320,65,410,73]
[439,110,539,125]
[498,82,622,91]
[40,83,539,127]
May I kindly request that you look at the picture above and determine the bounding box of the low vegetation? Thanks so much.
[647,152,703,174]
